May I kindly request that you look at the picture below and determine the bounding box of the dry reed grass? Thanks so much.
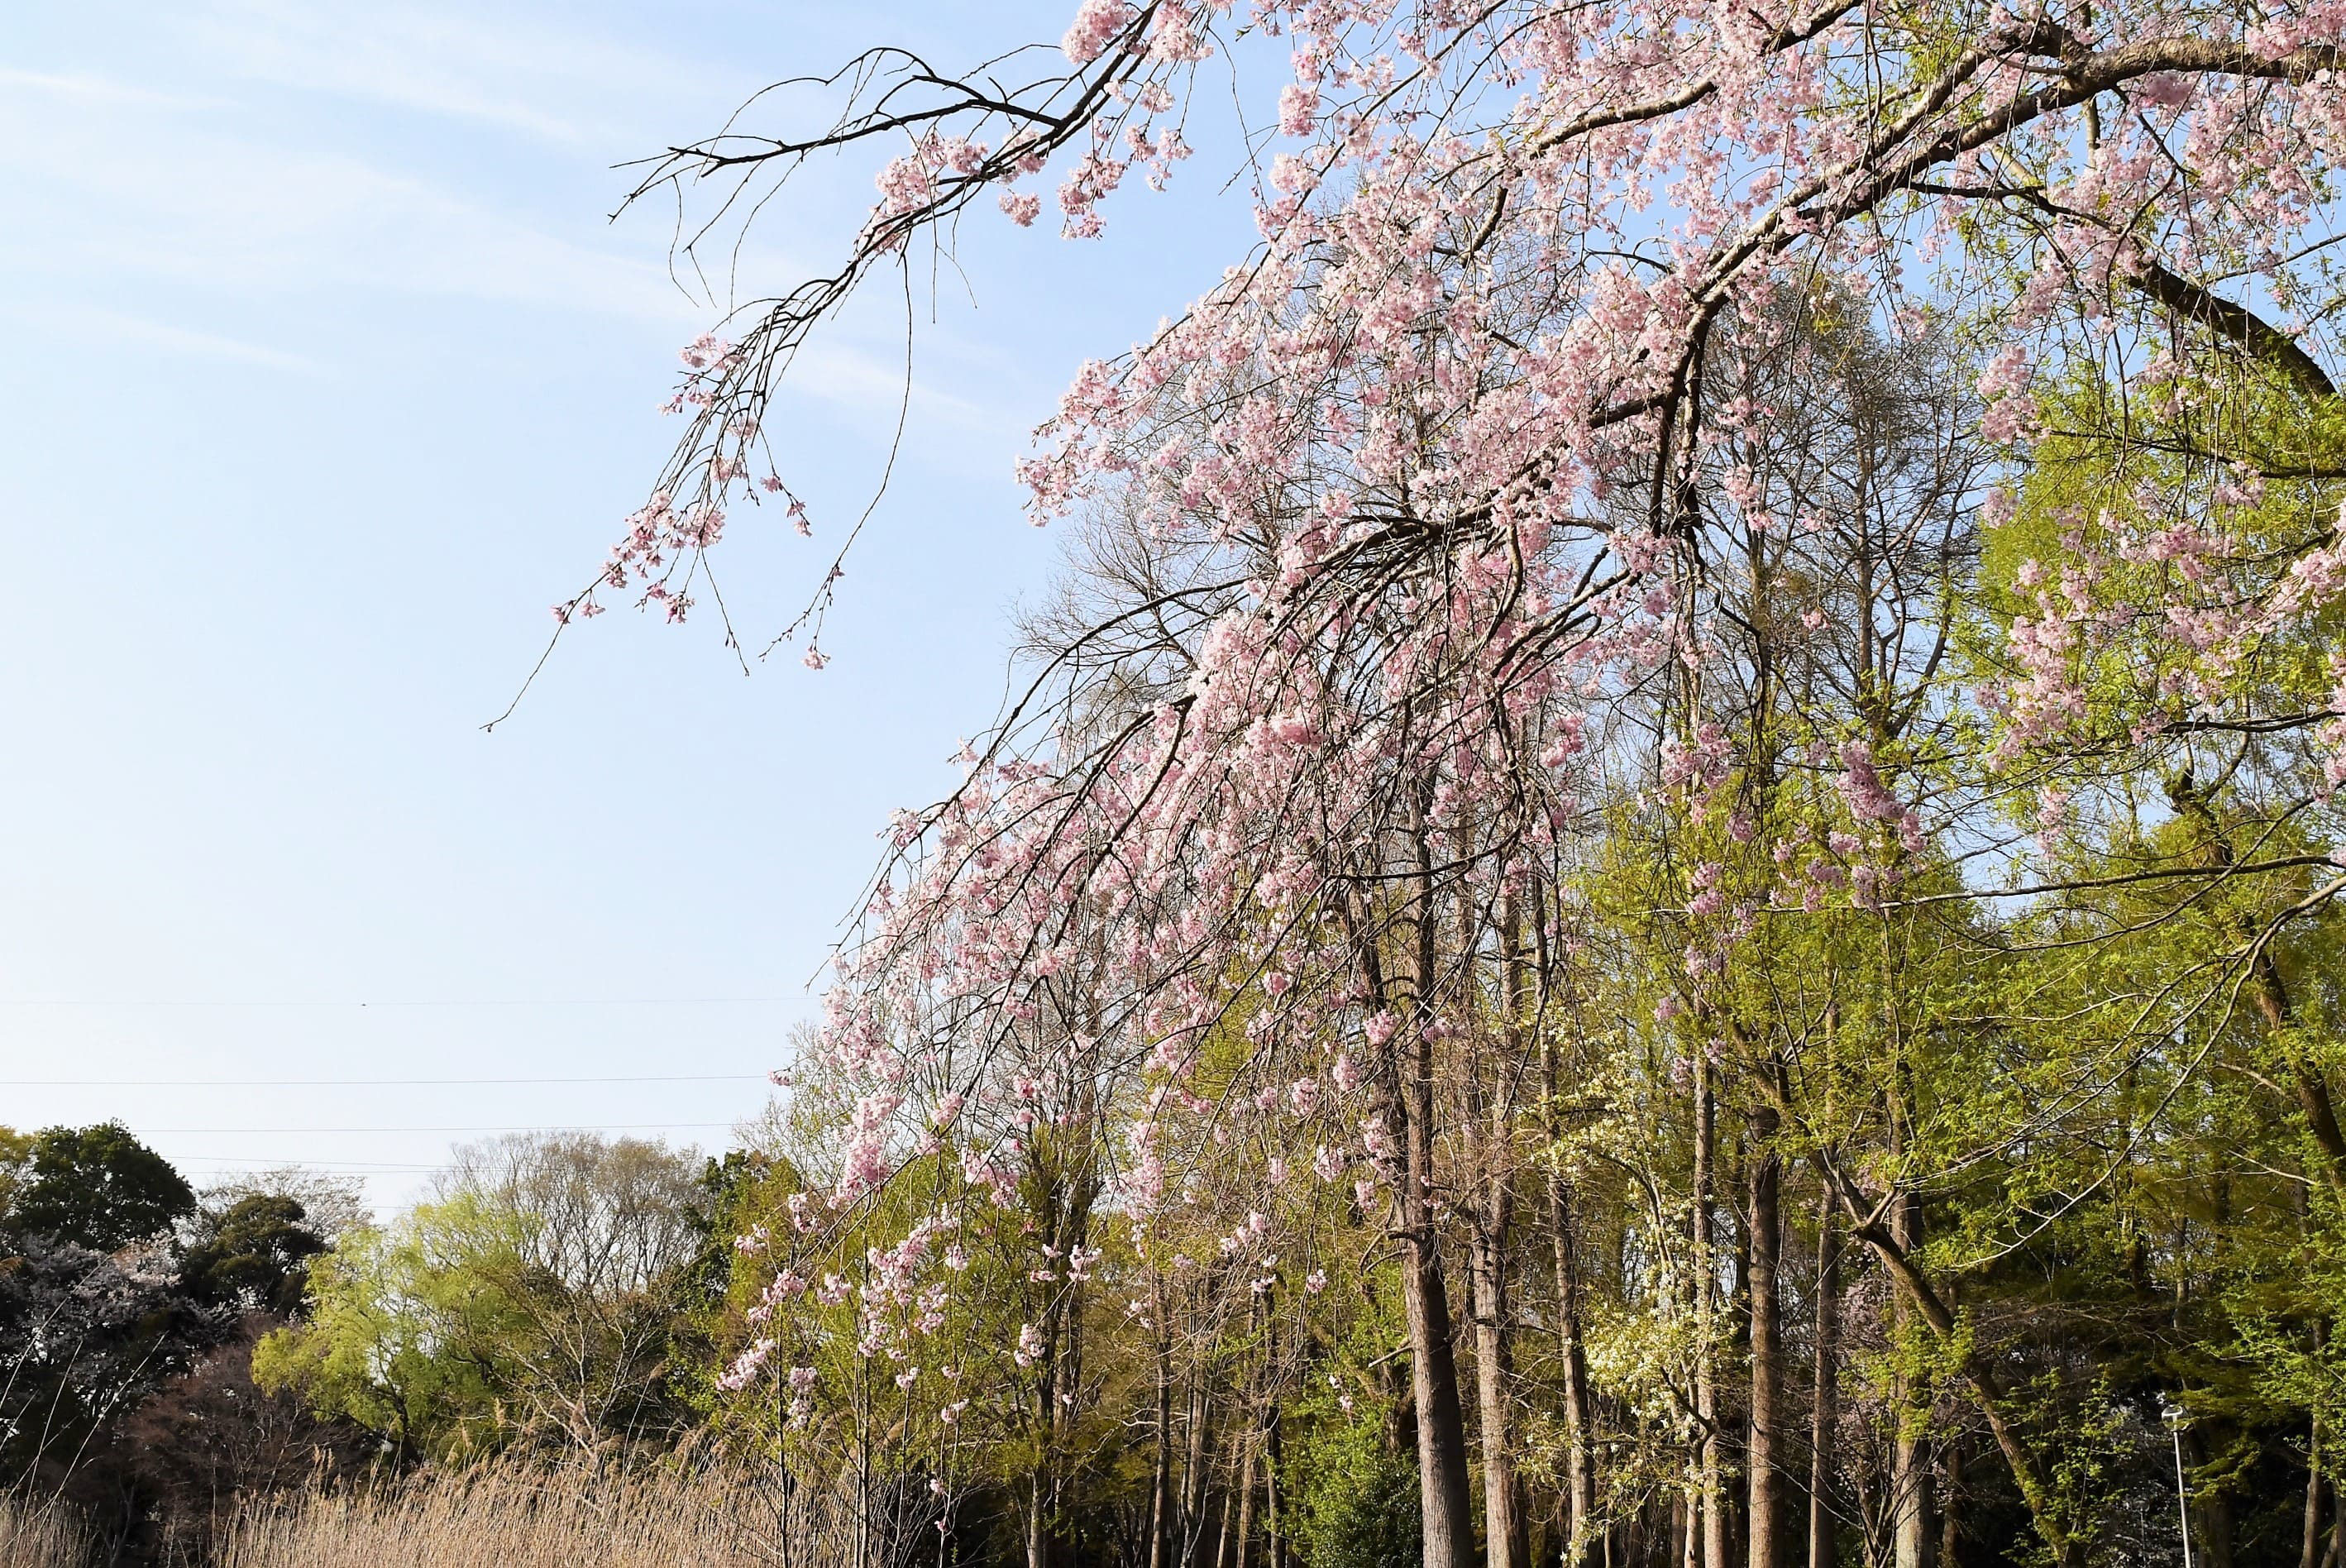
[213,1459,856,1568]
[0,1493,89,1568]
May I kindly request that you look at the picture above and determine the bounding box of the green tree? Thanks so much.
[0,1126,33,1216]
[253,1200,526,1465]
[256,1133,707,1461]
[181,1193,327,1317]
[7,1122,194,1250]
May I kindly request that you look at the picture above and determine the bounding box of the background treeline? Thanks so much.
[0,1122,362,1562]
[0,1125,771,1564]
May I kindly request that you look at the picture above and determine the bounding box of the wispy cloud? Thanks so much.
[792,341,1013,435]
[33,303,322,372]
[0,65,225,111]
[181,0,717,146]
[0,6,988,425]
[0,68,692,320]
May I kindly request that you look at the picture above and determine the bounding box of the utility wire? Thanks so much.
[0,1073,770,1087]
[130,1122,741,1134]
[174,1158,447,1171]
[0,997,791,1008]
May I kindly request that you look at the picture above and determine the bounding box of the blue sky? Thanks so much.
[0,0,1253,1211]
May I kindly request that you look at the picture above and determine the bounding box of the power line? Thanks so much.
[0,997,792,1008]
[0,1073,771,1087]
[134,1122,741,1134]
[174,1157,447,1171]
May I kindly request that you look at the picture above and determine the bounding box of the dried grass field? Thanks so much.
[2,1461,863,1568]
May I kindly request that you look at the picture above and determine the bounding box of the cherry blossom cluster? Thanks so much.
[660,0,2346,1425]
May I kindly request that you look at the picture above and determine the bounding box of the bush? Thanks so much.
[1285,1413,1420,1568]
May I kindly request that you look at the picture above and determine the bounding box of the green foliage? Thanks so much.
[253,1199,530,1463]
[1283,1407,1420,1568]
[0,1126,32,1218]
[180,1193,329,1316]
[5,1122,195,1251]
[256,1136,710,1462]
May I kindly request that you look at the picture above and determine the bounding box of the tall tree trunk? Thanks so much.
[2303,1417,2324,1568]
[1889,1092,1930,1568]
[1550,1133,1598,1566]
[1183,1374,1212,1566]
[1150,1293,1173,1568]
[1889,1313,1931,1567]
[1469,896,1527,1568]
[1471,1207,1526,1568]
[1748,1102,1784,1568]
[1265,1393,1287,1568]
[1466,893,1527,1568]
[1695,1048,1731,1568]
[1027,1470,1052,1568]
[1213,1461,1239,1568]
[1938,1437,1961,1568]
[1397,825,1479,1568]
[1336,830,1474,1568]
[1730,1143,1753,1568]
[1028,1368,1063,1568]
[1808,1183,1839,1568]
[1400,1092,1478,1568]
[1539,908,1597,1568]
[1233,1424,1259,1568]
[1847,1442,1876,1568]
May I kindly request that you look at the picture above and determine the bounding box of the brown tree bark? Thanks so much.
[1398,1078,1478,1568]
[1182,1374,1213,1566]
[1816,1154,2082,1568]
[1890,1364,1931,1568]
[1808,1187,1839,1568]
[1888,1089,1931,1568]
[1469,1199,1526,1568]
[1695,1048,1731,1568]
[2301,1417,2324,1568]
[1027,1317,1062,1568]
[1027,1470,1054,1568]
[1334,825,1475,1568]
[1547,1101,1598,1566]
[1232,1425,1259,1568]
[1210,1465,1237,1568]
[1747,1102,1784,1568]
[1939,1437,1962,1568]
[2301,1298,2325,1568]
[2185,1424,2238,1568]
[1533,901,1598,1568]
[1265,1393,1287,1568]
[1468,893,1527,1568]
[1396,825,1480,1568]
[1149,1288,1173,1568]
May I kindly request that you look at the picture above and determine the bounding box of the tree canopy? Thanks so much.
[6,1122,195,1253]
[528,0,2346,1564]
